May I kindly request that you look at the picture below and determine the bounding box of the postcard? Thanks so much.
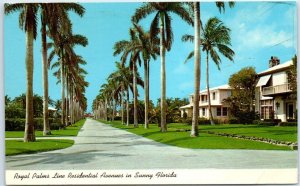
[2,0,298,185]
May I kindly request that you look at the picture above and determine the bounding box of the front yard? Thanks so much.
[99,120,297,150]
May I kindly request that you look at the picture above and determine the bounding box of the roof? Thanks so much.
[179,104,193,109]
[258,60,293,76]
[199,84,231,94]
[48,106,57,111]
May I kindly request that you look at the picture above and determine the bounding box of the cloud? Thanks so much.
[227,3,295,52]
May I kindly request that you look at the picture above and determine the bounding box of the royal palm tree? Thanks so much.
[5,3,39,142]
[40,3,85,135]
[48,33,88,126]
[114,29,144,128]
[131,23,159,129]
[132,2,193,132]
[108,62,144,126]
[183,2,234,135]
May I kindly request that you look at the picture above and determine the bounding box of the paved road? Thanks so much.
[6,119,298,170]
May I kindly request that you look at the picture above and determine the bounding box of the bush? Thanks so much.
[228,117,239,124]
[278,122,297,126]
[253,119,280,126]
[185,117,220,125]
[5,118,62,131]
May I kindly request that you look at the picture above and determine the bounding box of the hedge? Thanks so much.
[5,118,63,131]
[278,122,298,126]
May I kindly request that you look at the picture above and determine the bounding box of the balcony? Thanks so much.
[262,83,292,96]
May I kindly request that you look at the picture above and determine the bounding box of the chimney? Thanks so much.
[269,56,280,68]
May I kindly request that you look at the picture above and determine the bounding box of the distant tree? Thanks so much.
[287,55,297,99]
[228,67,257,111]
[5,95,11,106]
[224,67,257,123]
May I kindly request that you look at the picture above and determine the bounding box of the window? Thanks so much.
[212,92,216,100]
[217,107,222,116]
[222,107,228,116]
[202,108,205,116]
[261,106,273,119]
[201,95,205,102]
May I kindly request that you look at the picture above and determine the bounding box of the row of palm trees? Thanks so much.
[93,2,235,137]
[5,3,89,142]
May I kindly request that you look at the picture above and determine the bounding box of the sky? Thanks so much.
[4,1,297,112]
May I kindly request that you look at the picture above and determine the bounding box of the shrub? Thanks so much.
[228,117,239,124]
[278,122,297,126]
[5,118,62,131]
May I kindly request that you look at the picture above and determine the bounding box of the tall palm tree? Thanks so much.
[113,28,144,128]
[48,33,88,126]
[132,23,159,129]
[40,3,85,135]
[183,2,234,135]
[5,3,39,142]
[202,17,234,124]
[132,2,193,132]
[183,17,234,125]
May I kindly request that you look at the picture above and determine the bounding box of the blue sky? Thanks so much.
[4,2,297,112]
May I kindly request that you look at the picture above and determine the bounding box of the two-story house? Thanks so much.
[180,84,232,120]
[255,57,296,122]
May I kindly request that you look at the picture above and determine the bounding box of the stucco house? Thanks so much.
[179,84,232,120]
[255,57,296,122]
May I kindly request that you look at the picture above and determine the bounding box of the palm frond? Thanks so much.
[182,34,194,43]
[184,51,194,64]
[164,12,173,51]
[131,3,155,23]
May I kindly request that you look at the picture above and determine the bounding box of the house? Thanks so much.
[255,56,296,122]
[179,84,232,120]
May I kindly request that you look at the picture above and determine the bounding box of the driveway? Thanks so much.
[6,119,298,170]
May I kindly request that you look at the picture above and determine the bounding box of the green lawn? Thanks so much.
[167,123,297,142]
[199,124,297,142]
[98,120,293,150]
[6,139,74,156]
[5,119,86,138]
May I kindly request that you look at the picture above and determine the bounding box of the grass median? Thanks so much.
[6,140,74,156]
[98,120,295,150]
[5,119,86,156]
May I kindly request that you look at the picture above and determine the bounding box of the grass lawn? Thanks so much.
[98,120,292,150]
[169,123,297,143]
[6,139,74,156]
[199,124,297,142]
[5,119,86,138]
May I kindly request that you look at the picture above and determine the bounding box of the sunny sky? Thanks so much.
[4,1,297,112]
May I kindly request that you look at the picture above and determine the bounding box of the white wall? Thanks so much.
[272,71,287,86]
[274,97,286,122]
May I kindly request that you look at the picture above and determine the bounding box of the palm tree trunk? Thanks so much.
[24,28,36,142]
[160,14,167,132]
[206,52,214,125]
[41,13,51,136]
[144,60,149,129]
[121,90,124,125]
[105,98,108,121]
[133,63,138,128]
[60,53,66,126]
[66,75,70,125]
[126,89,130,126]
[191,2,201,137]
[112,100,115,121]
